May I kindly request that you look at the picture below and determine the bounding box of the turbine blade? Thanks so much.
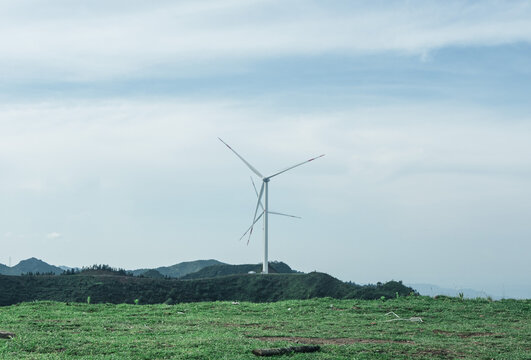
[267,154,325,179]
[251,176,264,211]
[247,181,265,244]
[218,138,264,178]
[239,211,264,241]
[268,211,301,219]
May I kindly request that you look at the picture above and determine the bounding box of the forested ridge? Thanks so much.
[0,271,415,306]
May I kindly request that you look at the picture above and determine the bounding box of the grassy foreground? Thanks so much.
[0,297,529,359]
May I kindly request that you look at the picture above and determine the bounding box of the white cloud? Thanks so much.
[1,98,529,197]
[0,1,530,80]
[46,232,62,239]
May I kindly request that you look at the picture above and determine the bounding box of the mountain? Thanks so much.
[0,257,64,275]
[13,257,64,275]
[58,265,79,272]
[131,259,225,278]
[181,261,296,280]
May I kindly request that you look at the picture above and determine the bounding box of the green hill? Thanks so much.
[131,259,224,278]
[140,269,165,279]
[181,261,295,280]
[0,272,415,306]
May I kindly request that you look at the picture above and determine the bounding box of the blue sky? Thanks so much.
[1,0,531,298]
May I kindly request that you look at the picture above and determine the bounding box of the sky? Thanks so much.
[1,0,530,298]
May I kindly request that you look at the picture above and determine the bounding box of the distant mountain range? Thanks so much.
[0,258,225,278]
[0,257,64,275]
[0,258,296,280]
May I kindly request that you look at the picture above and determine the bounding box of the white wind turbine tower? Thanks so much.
[219,138,325,274]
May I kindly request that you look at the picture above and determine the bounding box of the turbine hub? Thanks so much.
[263,178,270,183]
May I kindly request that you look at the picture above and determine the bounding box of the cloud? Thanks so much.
[46,232,62,239]
[0,1,530,81]
[1,98,529,196]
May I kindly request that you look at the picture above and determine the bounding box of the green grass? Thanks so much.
[0,297,529,359]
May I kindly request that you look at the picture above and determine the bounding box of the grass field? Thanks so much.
[0,296,529,359]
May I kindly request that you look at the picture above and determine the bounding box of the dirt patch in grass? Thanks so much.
[224,323,280,331]
[433,329,496,338]
[224,323,261,328]
[458,332,495,338]
[414,348,457,357]
[432,329,454,336]
[251,336,415,345]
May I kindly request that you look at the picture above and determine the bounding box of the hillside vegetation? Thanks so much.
[0,272,414,306]
[131,259,224,278]
[181,261,295,280]
[0,297,529,359]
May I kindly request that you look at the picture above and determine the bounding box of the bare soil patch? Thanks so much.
[224,323,261,328]
[458,331,495,338]
[0,331,15,339]
[432,329,454,336]
[433,329,496,338]
[251,336,415,345]
[224,323,279,331]
[414,348,457,357]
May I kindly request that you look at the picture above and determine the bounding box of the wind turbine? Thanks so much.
[219,138,325,274]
